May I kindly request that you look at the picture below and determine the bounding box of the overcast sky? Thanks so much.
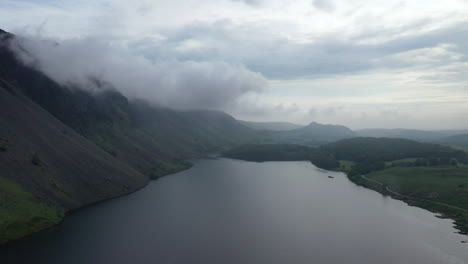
[1,0,468,129]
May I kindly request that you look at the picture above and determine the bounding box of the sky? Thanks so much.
[1,0,468,129]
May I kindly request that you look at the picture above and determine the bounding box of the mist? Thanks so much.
[9,35,267,111]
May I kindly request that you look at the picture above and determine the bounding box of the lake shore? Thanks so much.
[345,169,468,236]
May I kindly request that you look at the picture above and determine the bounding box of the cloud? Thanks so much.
[9,35,267,111]
[1,0,468,129]
[312,0,335,12]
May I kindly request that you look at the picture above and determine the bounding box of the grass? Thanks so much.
[0,176,64,242]
[366,166,468,208]
[362,166,468,234]
[384,157,418,167]
[338,160,355,172]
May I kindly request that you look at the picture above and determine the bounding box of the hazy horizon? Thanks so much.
[1,0,467,130]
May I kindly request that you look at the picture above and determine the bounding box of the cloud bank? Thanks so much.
[10,36,266,111]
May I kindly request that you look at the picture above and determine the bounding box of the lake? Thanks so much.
[2,158,468,263]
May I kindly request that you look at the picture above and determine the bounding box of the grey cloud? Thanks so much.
[10,35,267,111]
[312,0,335,12]
[229,0,262,6]
[132,20,468,80]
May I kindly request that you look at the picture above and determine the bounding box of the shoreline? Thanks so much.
[0,161,194,246]
[345,172,468,236]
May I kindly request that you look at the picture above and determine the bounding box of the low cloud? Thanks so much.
[9,35,267,111]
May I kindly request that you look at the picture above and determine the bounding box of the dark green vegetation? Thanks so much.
[321,137,468,176]
[0,176,63,242]
[223,144,339,169]
[225,138,467,174]
[224,138,468,234]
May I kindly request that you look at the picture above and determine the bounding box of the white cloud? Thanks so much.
[10,36,267,111]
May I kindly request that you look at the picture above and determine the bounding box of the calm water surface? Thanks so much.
[2,158,468,264]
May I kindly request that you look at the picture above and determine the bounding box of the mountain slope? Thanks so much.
[0,85,148,241]
[0,29,256,178]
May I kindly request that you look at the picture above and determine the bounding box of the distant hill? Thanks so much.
[224,137,468,175]
[356,128,468,141]
[239,120,303,131]
[263,122,356,145]
[321,137,467,164]
[438,134,468,151]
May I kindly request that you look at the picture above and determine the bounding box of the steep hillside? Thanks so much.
[0,86,148,241]
[0,29,256,179]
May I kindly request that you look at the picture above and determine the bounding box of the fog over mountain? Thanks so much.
[8,36,266,112]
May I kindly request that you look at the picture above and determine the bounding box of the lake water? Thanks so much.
[2,158,468,264]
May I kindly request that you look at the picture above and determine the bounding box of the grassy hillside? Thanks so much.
[0,176,63,242]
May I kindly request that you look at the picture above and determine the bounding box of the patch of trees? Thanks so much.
[223,144,339,170]
[224,137,468,175]
[321,137,468,175]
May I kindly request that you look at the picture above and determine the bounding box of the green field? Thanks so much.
[366,166,468,208]
[338,160,355,172]
[362,166,468,234]
[0,177,63,242]
[384,158,418,167]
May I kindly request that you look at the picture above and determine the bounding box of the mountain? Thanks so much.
[263,121,356,145]
[239,120,303,131]
[356,128,468,141]
[0,83,148,241]
[0,29,257,242]
[438,134,468,151]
